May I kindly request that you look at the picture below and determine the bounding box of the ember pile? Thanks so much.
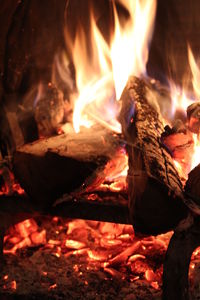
[0,211,200,299]
[1,215,168,299]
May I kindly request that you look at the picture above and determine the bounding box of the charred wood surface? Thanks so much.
[13,127,121,209]
[52,192,129,224]
[181,154,200,215]
[187,102,200,134]
[185,163,200,207]
[163,217,200,300]
[119,76,188,235]
[0,192,129,226]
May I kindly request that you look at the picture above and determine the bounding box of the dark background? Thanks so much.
[0,0,200,96]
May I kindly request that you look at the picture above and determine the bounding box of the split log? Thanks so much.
[13,126,121,209]
[119,76,188,235]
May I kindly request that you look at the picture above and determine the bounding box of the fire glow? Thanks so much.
[2,0,200,295]
[62,0,157,133]
[170,46,200,178]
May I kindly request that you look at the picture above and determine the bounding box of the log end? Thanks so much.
[13,149,106,209]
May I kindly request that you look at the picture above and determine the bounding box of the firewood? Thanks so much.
[187,102,200,134]
[0,192,130,228]
[161,122,194,179]
[163,217,200,300]
[119,76,188,235]
[13,126,121,209]
[34,83,65,137]
[52,192,130,224]
[185,164,200,205]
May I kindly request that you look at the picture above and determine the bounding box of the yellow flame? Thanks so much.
[188,45,200,99]
[188,46,200,170]
[61,0,157,133]
[169,82,193,119]
[168,45,200,177]
[169,45,200,119]
[111,0,157,100]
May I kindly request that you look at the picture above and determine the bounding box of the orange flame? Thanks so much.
[169,45,200,177]
[111,0,157,100]
[188,45,200,99]
[60,0,157,133]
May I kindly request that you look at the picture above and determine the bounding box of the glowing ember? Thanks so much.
[65,239,86,250]
[49,283,57,290]
[4,219,46,254]
[99,148,128,192]
[0,163,24,196]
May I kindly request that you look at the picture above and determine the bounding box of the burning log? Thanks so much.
[119,76,188,235]
[185,164,200,204]
[12,126,121,209]
[34,84,65,137]
[163,218,200,300]
[161,122,194,179]
[162,163,200,300]
[187,102,200,134]
[52,192,130,224]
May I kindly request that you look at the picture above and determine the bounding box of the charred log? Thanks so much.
[119,76,188,235]
[161,123,194,179]
[52,192,130,224]
[185,163,200,207]
[163,217,200,300]
[12,126,121,209]
[187,102,200,134]
[0,192,129,227]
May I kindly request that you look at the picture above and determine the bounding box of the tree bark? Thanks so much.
[119,76,188,235]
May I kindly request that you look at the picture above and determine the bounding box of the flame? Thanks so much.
[111,0,157,100]
[61,0,157,133]
[187,46,200,170]
[167,45,200,177]
[169,82,193,119]
[188,45,200,99]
